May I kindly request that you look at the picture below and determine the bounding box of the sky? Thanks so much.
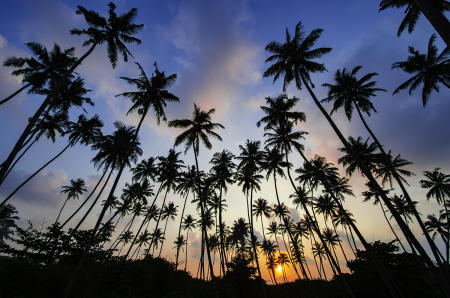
[0,0,449,282]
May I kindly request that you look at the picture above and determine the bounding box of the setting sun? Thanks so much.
[276,265,283,274]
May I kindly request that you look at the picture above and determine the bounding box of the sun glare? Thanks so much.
[276,265,283,274]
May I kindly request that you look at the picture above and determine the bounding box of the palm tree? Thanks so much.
[173,235,187,264]
[63,122,142,297]
[425,214,448,253]
[56,179,87,223]
[1,114,103,207]
[209,149,235,274]
[0,204,18,244]
[265,254,279,285]
[277,252,290,282]
[116,230,133,255]
[379,0,450,47]
[392,34,449,106]
[158,201,178,256]
[264,21,414,296]
[1,42,76,105]
[420,168,450,262]
[312,242,328,280]
[0,2,143,188]
[132,157,158,183]
[175,166,197,269]
[168,103,224,279]
[253,198,272,240]
[182,214,197,271]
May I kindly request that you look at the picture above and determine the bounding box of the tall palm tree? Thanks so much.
[277,252,290,282]
[0,2,144,187]
[182,214,197,271]
[392,34,449,106]
[63,122,142,298]
[175,166,197,269]
[56,178,87,223]
[1,42,76,105]
[158,201,178,256]
[168,103,224,279]
[132,157,158,183]
[420,168,450,262]
[264,21,414,296]
[1,114,103,207]
[425,214,449,253]
[379,0,450,47]
[0,204,18,244]
[253,197,272,240]
[209,149,235,274]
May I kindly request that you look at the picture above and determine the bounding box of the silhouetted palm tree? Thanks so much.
[420,168,450,262]
[253,198,272,240]
[158,201,178,256]
[379,0,450,47]
[56,179,87,223]
[1,2,143,190]
[392,34,449,106]
[168,103,224,279]
[277,252,290,282]
[182,214,197,271]
[1,42,76,105]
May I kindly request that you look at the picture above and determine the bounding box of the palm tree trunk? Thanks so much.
[273,173,309,280]
[125,183,163,259]
[185,229,189,271]
[379,202,407,253]
[1,143,71,207]
[60,166,109,229]
[218,185,227,275]
[444,203,449,263]
[354,100,443,265]
[281,229,301,279]
[149,188,169,251]
[111,216,135,251]
[55,197,70,224]
[158,216,170,257]
[176,192,189,269]
[414,0,450,48]
[331,220,350,266]
[72,166,115,233]
[0,83,32,106]
[193,146,215,280]
[302,76,433,269]
[4,137,38,179]
[0,44,97,188]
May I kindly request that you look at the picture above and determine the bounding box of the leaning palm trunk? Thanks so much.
[158,215,171,257]
[148,188,169,252]
[217,185,227,275]
[378,202,407,253]
[125,184,163,259]
[176,192,189,268]
[354,101,443,265]
[72,166,115,233]
[413,0,450,47]
[273,173,309,280]
[4,137,38,179]
[0,44,97,187]
[55,197,70,224]
[60,166,109,229]
[301,76,433,268]
[0,83,32,106]
[1,143,71,207]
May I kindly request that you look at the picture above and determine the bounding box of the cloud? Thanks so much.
[289,207,300,222]
[0,169,68,207]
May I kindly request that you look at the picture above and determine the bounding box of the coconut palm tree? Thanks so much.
[392,34,449,106]
[0,204,18,244]
[265,253,279,285]
[379,0,450,47]
[425,214,449,253]
[1,42,76,105]
[158,201,178,256]
[182,214,197,271]
[421,168,450,262]
[116,230,133,255]
[209,149,235,273]
[63,122,142,297]
[1,113,103,207]
[0,2,144,188]
[56,179,87,223]
[312,242,328,280]
[253,198,272,240]
[264,21,416,296]
[277,252,290,282]
[175,166,197,269]
[168,103,224,279]
[132,157,158,183]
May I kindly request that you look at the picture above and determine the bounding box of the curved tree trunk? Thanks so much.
[354,101,443,265]
[148,188,169,251]
[379,202,407,253]
[60,166,109,229]
[4,138,38,179]
[0,43,97,188]
[1,143,71,207]
[55,197,70,224]
[72,166,115,233]
[414,0,450,48]
[176,192,189,268]
[0,83,32,106]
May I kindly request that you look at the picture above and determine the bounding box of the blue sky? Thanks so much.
[0,0,448,280]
